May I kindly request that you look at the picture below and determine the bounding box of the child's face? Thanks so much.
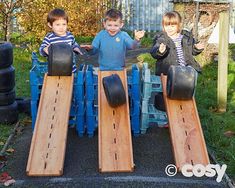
[163,24,179,38]
[103,19,123,36]
[48,18,67,37]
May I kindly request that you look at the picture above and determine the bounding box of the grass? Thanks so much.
[196,61,235,178]
[0,46,234,180]
[0,48,32,150]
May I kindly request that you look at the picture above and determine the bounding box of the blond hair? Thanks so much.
[162,11,182,32]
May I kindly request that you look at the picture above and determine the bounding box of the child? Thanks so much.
[150,11,204,76]
[150,11,204,112]
[81,9,145,70]
[39,8,82,73]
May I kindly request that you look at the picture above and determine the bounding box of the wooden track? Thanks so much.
[161,75,209,170]
[26,74,74,176]
[98,70,134,172]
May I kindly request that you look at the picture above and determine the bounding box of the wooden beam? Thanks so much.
[217,11,229,112]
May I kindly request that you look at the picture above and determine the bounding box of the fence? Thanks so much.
[115,0,235,32]
[117,0,173,32]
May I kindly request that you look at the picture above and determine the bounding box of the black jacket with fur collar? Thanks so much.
[150,30,203,76]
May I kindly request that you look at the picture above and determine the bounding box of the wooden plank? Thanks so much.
[161,75,209,171]
[26,74,74,176]
[98,70,134,172]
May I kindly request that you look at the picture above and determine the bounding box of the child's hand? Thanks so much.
[74,47,83,55]
[194,42,205,50]
[159,43,166,53]
[43,46,49,55]
[134,30,145,41]
[80,44,93,51]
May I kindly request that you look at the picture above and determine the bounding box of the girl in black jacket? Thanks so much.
[150,11,204,76]
[150,11,204,112]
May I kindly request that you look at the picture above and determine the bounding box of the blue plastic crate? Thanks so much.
[73,64,86,101]
[140,98,168,134]
[75,101,85,136]
[30,100,38,129]
[29,53,86,132]
[128,64,141,101]
[85,65,98,101]
[85,64,141,136]
[141,63,162,99]
[130,115,140,136]
[86,100,98,137]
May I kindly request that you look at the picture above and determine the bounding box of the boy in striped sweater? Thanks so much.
[39,8,82,73]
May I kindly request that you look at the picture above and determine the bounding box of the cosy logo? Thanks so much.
[181,164,227,183]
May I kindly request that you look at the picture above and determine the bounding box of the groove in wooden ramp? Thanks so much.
[26,74,74,176]
[98,70,134,172]
[161,75,209,171]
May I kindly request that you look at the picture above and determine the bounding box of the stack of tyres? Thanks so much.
[0,42,18,124]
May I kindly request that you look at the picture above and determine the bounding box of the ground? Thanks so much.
[1,48,230,187]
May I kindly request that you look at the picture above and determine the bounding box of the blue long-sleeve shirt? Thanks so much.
[39,31,80,72]
[91,30,139,70]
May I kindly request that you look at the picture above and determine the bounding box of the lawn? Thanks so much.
[0,48,32,149]
[0,47,234,180]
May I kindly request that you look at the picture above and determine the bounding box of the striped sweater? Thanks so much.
[172,34,186,66]
[39,31,80,72]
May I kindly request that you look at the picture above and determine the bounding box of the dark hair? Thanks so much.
[104,9,123,21]
[47,8,68,25]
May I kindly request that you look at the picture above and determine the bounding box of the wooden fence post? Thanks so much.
[217,11,229,112]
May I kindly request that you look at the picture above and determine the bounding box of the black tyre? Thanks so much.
[16,97,31,115]
[48,43,73,76]
[0,101,18,124]
[102,74,126,107]
[0,89,15,106]
[0,66,15,92]
[167,65,196,100]
[0,42,13,69]
[154,92,165,111]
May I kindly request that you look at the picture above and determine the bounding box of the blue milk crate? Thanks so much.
[30,100,38,128]
[86,100,98,137]
[85,65,98,101]
[85,64,141,137]
[73,64,86,101]
[129,99,140,135]
[30,53,86,132]
[140,100,168,134]
[128,64,141,101]
[75,101,85,136]
[140,63,168,133]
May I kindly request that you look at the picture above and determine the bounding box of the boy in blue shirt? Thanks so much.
[81,9,145,70]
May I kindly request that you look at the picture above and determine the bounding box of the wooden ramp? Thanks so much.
[161,75,209,171]
[26,74,74,176]
[98,70,134,172]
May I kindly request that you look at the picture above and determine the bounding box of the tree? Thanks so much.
[17,0,110,45]
[0,0,23,41]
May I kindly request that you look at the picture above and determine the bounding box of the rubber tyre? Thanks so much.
[15,97,31,115]
[154,92,165,111]
[102,74,126,107]
[0,42,13,69]
[0,66,15,92]
[167,65,196,100]
[0,89,15,106]
[0,101,19,124]
[48,43,73,76]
